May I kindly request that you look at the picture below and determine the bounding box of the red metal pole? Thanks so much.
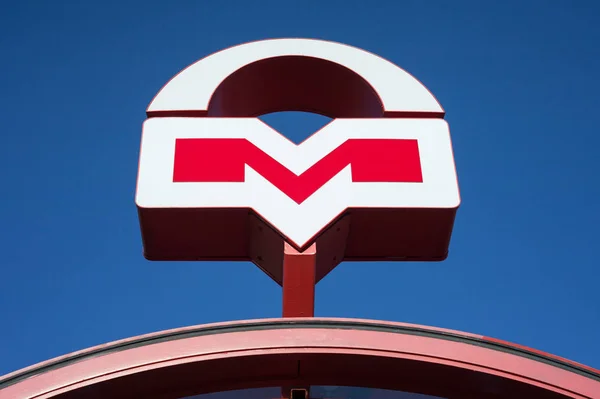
[282,242,316,318]
[281,243,316,399]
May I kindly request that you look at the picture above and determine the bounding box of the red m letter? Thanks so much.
[173,138,422,204]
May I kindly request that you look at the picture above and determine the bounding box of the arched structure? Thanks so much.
[147,38,444,118]
[1,319,599,398]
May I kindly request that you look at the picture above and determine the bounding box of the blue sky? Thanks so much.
[1,0,599,375]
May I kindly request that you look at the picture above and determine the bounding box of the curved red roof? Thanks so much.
[1,318,598,398]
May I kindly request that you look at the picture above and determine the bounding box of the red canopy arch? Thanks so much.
[1,319,598,398]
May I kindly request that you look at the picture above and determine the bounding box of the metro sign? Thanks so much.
[136,38,460,277]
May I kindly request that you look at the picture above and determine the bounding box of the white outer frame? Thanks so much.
[136,118,460,248]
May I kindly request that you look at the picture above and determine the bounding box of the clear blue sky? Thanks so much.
[1,0,599,376]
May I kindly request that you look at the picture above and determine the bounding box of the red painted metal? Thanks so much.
[250,214,348,286]
[1,319,598,399]
[198,55,385,119]
[138,208,455,262]
[282,243,316,317]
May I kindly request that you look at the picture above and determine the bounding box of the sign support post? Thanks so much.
[281,242,316,399]
[282,243,316,318]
